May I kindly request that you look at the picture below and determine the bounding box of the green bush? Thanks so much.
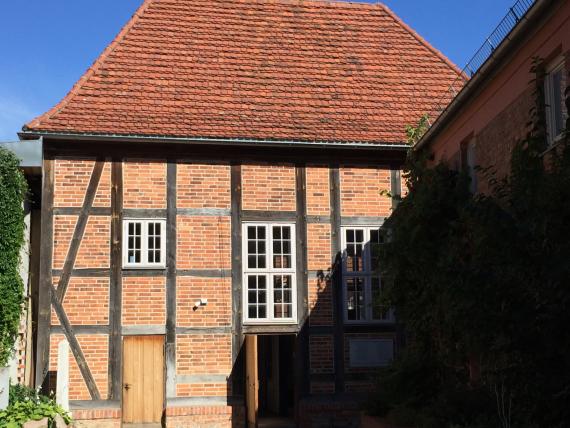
[371,63,570,427]
[0,147,28,367]
[0,384,71,427]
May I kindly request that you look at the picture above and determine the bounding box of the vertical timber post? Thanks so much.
[166,160,177,399]
[329,165,344,395]
[35,156,54,389]
[109,158,123,400]
[231,163,243,398]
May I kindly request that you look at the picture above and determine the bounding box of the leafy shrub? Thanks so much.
[371,64,570,427]
[0,384,71,427]
[0,147,28,367]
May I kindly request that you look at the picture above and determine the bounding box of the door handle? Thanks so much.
[124,383,131,391]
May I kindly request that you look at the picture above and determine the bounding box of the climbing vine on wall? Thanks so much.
[0,147,28,367]
[373,62,570,427]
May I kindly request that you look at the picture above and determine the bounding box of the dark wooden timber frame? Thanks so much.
[35,156,54,388]
[108,159,123,400]
[329,165,345,394]
[390,168,402,209]
[166,161,177,398]
[294,165,310,401]
[35,138,407,409]
[56,160,104,302]
[230,163,244,396]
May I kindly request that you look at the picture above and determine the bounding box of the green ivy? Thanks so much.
[0,147,28,367]
[373,63,570,427]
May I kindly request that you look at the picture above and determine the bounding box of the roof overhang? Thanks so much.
[0,138,43,175]
[415,0,557,151]
[19,130,410,152]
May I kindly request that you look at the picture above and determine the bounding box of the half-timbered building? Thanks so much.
[19,0,460,426]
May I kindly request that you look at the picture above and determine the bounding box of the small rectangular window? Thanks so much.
[342,226,393,323]
[123,219,166,268]
[242,223,296,323]
[545,59,568,145]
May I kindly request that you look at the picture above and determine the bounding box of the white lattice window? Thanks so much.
[243,223,297,324]
[342,226,393,323]
[544,58,568,145]
[123,219,166,268]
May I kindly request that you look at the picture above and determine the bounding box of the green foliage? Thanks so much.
[0,384,71,427]
[405,114,430,145]
[372,65,570,427]
[0,147,28,367]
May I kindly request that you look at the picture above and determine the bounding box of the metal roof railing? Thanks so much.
[427,0,536,125]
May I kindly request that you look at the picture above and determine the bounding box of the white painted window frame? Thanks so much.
[122,219,167,269]
[242,222,297,324]
[544,58,567,145]
[341,225,394,324]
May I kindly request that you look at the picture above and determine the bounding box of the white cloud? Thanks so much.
[0,97,38,141]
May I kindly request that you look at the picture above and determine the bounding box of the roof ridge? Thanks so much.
[378,3,463,77]
[25,0,154,131]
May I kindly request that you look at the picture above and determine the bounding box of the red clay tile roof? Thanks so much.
[26,0,461,144]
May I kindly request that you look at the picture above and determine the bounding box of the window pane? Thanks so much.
[248,226,256,239]
[246,275,268,319]
[345,229,364,272]
[272,226,292,270]
[274,275,293,319]
[246,226,266,269]
[370,228,383,270]
[346,277,365,321]
[371,278,389,321]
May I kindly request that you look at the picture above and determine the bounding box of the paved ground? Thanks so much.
[258,416,297,428]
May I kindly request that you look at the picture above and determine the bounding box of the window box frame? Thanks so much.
[122,218,167,269]
[242,222,297,325]
[341,225,394,325]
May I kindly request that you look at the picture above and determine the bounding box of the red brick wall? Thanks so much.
[49,334,109,400]
[176,334,232,376]
[308,277,333,326]
[306,165,330,216]
[166,405,244,428]
[177,216,231,269]
[310,335,334,374]
[176,277,231,327]
[176,383,227,397]
[340,165,392,217]
[177,162,231,208]
[54,159,111,208]
[53,215,110,269]
[122,276,166,325]
[51,277,109,326]
[242,163,296,211]
[123,159,166,208]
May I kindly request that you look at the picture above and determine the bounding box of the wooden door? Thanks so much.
[246,335,259,428]
[122,336,164,424]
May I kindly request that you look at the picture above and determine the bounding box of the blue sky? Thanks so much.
[0,0,514,140]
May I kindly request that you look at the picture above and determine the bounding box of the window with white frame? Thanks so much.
[544,59,568,145]
[342,226,392,323]
[243,223,296,323]
[123,219,166,268]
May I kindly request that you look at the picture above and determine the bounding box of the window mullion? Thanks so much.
[141,220,149,266]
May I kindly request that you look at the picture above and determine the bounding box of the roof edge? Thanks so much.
[416,0,556,151]
[25,0,154,131]
[18,130,410,151]
[379,3,463,77]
